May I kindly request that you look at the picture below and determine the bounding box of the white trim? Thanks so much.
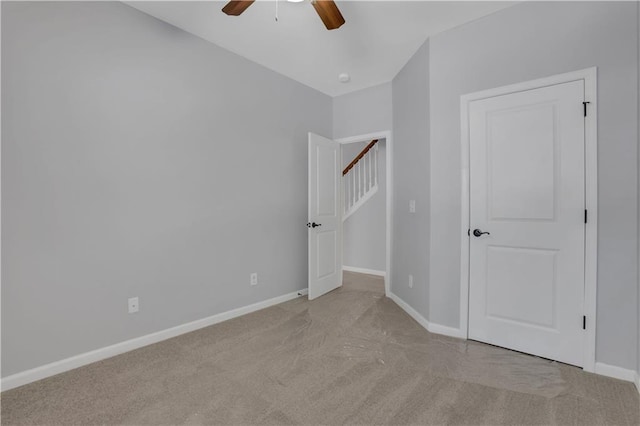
[593,362,637,383]
[335,131,390,146]
[388,292,466,340]
[342,266,386,277]
[459,67,598,372]
[392,292,640,385]
[0,290,306,392]
[343,185,378,221]
[426,321,466,340]
[335,130,393,297]
[388,292,429,330]
[582,68,598,373]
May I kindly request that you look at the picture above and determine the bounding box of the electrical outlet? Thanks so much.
[408,275,414,288]
[128,297,139,314]
[250,272,258,286]
[409,200,416,213]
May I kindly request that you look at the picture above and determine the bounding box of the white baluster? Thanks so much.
[374,144,378,186]
[348,173,352,211]
[363,154,368,193]
[348,175,351,212]
[369,151,373,191]
[352,168,356,206]
[368,151,373,189]
[358,162,362,198]
[354,165,357,203]
[343,175,347,213]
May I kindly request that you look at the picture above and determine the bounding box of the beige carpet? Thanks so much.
[2,272,639,425]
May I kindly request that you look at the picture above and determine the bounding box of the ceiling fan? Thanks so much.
[221,0,345,30]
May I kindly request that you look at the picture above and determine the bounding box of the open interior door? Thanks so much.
[308,132,342,300]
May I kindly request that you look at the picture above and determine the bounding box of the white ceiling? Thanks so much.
[126,1,515,96]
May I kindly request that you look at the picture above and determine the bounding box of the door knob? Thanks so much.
[473,229,490,237]
[307,222,322,228]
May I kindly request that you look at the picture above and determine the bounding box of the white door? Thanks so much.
[308,132,342,300]
[468,80,585,366]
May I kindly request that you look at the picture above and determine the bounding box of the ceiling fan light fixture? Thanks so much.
[222,0,344,30]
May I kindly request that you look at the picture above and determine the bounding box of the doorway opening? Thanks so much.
[341,139,386,279]
[336,131,393,296]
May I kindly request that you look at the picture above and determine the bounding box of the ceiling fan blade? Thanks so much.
[311,0,345,30]
[221,1,255,16]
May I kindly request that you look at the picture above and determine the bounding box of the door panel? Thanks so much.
[316,144,338,217]
[308,133,342,300]
[488,104,557,221]
[485,246,557,329]
[316,230,337,279]
[468,80,585,366]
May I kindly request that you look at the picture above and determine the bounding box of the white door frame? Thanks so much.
[459,68,598,372]
[335,130,393,297]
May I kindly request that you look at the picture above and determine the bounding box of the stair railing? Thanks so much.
[343,139,379,219]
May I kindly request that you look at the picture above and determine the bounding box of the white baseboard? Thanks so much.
[5,288,635,393]
[426,321,467,339]
[389,293,640,386]
[388,291,466,340]
[342,266,386,277]
[594,362,637,383]
[1,289,306,392]
[388,292,430,330]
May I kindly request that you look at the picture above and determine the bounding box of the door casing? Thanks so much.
[460,68,598,372]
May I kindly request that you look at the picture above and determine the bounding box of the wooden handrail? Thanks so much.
[342,139,378,176]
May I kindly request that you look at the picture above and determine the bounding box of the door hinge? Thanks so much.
[583,101,590,117]
[584,209,588,224]
[583,315,586,330]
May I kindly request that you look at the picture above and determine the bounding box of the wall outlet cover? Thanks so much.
[128,297,139,314]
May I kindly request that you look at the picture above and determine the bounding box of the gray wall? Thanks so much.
[390,41,430,319]
[333,82,392,140]
[428,1,639,370]
[341,140,386,272]
[333,82,392,274]
[637,0,640,380]
[1,1,332,377]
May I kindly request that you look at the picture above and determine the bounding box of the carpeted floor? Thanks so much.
[2,271,639,425]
